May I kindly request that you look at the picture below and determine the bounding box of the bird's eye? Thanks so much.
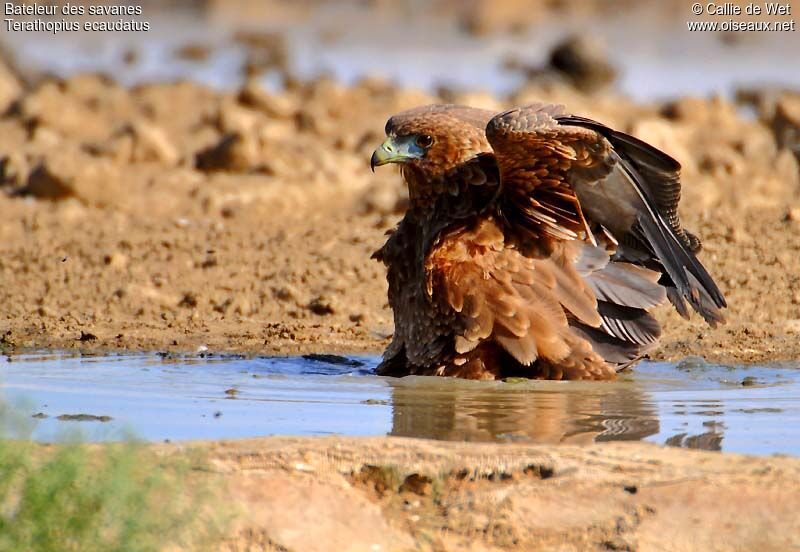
[416,134,433,148]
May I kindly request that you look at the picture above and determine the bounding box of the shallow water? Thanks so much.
[1,351,799,455]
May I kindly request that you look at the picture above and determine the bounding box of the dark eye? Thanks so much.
[416,134,433,148]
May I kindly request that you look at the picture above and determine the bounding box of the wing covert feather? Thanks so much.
[485,104,611,244]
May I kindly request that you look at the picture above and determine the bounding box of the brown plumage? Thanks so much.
[371,104,726,380]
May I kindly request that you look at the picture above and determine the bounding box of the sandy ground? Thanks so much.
[170,435,800,551]
[1,60,799,364]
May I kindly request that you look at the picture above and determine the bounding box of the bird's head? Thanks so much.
[371,104,493,178]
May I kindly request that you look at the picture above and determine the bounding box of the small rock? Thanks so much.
[178,292,198,308]
[22,162,73,199]
[212,297,232,314]
[660,96,738,125]
[78,331,97,342]
[361,399,388,406]
[195,132,258,172]
[307,296,336,315]
[57,413,112,422]
[272,285,298,302]
[19,152,121,205]
[548,35,617,92]
[122,121,180,165]
[302,354,364,367]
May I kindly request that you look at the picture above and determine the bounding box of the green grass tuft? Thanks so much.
[0,400,223,552]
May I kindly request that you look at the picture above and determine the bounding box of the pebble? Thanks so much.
[307,296,336,315]
[195,132,258,172]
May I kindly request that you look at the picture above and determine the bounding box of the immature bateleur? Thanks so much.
[371,104,726,380]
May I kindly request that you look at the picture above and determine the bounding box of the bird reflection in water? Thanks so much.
[388,377,658,444]
[386,377,724,450]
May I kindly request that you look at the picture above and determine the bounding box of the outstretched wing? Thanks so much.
[555,114,702,253]
[485,104,726,326]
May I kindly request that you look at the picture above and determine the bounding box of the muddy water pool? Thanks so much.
[1,351,798,455]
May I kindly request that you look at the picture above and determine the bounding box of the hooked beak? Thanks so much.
[370,136,423,172]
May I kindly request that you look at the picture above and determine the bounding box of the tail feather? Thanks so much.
[571,322,647,368]
[574,255,668,368]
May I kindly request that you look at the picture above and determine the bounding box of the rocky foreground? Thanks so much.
[174,436,800,551]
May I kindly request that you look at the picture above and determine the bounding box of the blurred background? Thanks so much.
[3,0,800,100]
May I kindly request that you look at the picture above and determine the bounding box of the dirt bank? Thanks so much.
[0,62,799,364]
[176,436,800,551]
